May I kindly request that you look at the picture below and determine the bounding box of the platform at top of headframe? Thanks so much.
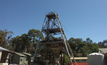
[46,12,58,18]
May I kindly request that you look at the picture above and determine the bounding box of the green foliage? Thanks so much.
[68,37,99,57]
[98,40,107,48]
[10,34,31,52]
[0,29,13,48]
[64,54,70,65]
[0,29,100,56]
[0,30,5,44]
[9,29,44,54]
[28,29,44,53]
[28,29,44,45]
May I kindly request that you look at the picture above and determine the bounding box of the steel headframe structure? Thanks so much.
[32,12,74,65]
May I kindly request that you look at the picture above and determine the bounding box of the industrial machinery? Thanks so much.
[32,12,74,65]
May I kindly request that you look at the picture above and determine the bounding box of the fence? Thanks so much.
[72,62,88,65]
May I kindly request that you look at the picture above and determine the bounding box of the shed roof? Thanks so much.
[23,52,31,56]
[0,46,26,56]
[0,46,15,54]
[0,46,9,51]
[15,52,26,57]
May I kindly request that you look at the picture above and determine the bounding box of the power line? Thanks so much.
[61,23,75,39]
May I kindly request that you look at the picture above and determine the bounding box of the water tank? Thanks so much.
[88,53,105,65]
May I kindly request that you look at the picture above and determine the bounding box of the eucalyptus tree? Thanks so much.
[0,29,13,48]
[28,29,44,48]
[68,37,99,57]
[11,34,31,52]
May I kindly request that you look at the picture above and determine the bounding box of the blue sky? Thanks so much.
[0,0,107,43]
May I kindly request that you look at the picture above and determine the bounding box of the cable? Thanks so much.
[61,23,75,39]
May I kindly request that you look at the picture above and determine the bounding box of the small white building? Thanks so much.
[0,46,14,65]
[0,46,29,65]
[99,48,107,54]
[11,52,27,65]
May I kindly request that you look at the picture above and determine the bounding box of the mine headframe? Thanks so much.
[32,12,74,65]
